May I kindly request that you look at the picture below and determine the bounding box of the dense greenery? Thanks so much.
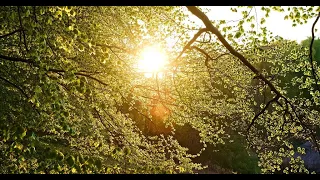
[0,6,320,174]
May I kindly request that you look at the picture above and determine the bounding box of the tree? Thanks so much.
[0,6,202,174]
[1,6,320,174]
[180,6,320,174]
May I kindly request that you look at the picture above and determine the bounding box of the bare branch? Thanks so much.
[195,31,211,43]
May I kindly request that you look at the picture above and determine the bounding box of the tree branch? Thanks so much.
[0,74,40,115]
[309,12,320,90]
[226,7,253,24]
[0,75,29,99]
[0,54,109,87]
[95,43,129,53]
[186,6,281,97]
[186,6,320,154]
[32,6,38,23]
[0,29,23,39]
[188,46,248,91]
[174,28,208,67]
[246,95,280,133]
[17,6,29,52]
[189,46,229,67]
[285,99,320,154]
[0,54,34,64]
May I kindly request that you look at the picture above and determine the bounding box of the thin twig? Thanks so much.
[189,46,229,67]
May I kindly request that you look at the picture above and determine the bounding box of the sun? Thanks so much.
[138,46,168,77]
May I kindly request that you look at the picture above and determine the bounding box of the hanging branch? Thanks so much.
[309,12,320,90]
[0,54,34,63]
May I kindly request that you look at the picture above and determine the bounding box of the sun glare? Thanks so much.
[138,46,168,78]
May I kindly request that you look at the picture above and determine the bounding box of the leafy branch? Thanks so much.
[185,6,320,151]
[0,54,108,87]
[186,6,281,97]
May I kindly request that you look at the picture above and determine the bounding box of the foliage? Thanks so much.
[0,6,320,174]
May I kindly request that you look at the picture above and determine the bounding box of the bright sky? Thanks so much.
[199,6,320,43]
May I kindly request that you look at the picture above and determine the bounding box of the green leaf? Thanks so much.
[20,128,27,140]
[235,32,242,38]
[67,155,75,166]
[94,142,100,148]
[57,151,65,161]
[95,159,102,169]
[124,147,131,155]
[14,143,23,151]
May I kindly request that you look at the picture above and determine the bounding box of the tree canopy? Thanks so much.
[0,6,320,174]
